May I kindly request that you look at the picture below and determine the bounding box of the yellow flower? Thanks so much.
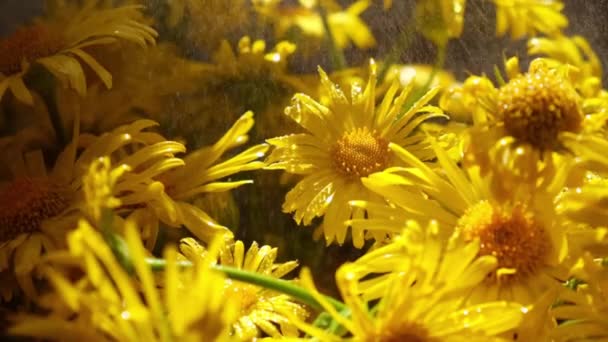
[180,238,308,340]
[558,134,608,229]
[552,254,608,341]
[9,219,237,341]
[527,35,608,120]
[441,57,606,191]
[266,60,445,247]
[0,1,157,105]
[416,0,466,45]
[493,0,567,39]
[0,118,184,300]
[260,0,376,50]
[528,35,602,87]
[286,221,527,341]
[168,36,308,142]
[350,141,573,304]
[127,112,268,245]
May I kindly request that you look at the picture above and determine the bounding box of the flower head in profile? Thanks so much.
[0,117,183,301]
[266,60,445,247]
[9,218,237,341]
[0,1,157,105]
[286,221,527,341]
[180,238,308,339]
[350,141,575,305]
[127,112,268,246]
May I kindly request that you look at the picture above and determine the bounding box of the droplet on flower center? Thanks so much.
[0,24,64,75]
[373,321,433,342]
[455,201,551,284]
[331,127,390,178]
[0,177,69,242]
[497,68,583,150]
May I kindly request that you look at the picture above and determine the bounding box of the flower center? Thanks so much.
[497,67,583,150]
[372,321,433,342]
[331,128,390,178]
[0,24,64,75]
[225,281,259,316]
[0,177,69,242]
[455,201,550,284]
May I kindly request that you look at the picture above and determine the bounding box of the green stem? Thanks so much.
[318,5,346,71]
[145,257,347,313]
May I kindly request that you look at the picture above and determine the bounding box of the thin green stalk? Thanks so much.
[145,257,347,313]
[318,5,346,70]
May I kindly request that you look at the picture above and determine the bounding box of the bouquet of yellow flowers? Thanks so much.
[1,0,607,340]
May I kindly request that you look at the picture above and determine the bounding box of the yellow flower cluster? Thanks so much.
[1,0,607,341]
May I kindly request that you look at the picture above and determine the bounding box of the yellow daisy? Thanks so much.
[127,112,268,246]
[265,60,445,247]
[258,0,376,50]
[441,57,607,192]
[9,218,237,341]
[551,253,608,341]
[350,141,573,304]
[180,238,308,339]
[493,0,567,39]
[0,118,185,300]
[0,1,157,105]
[416,0,466,45]
[286,221,527,341]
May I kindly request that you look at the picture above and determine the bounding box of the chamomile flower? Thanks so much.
[0,1,156,105]
[266,60,445,247]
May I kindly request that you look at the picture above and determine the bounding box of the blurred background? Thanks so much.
[2,0,606,81]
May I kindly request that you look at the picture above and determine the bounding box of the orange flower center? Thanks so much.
[456,201,551,284]
[331,128,390,178]
[497,67,583,150]
[0,24,64,75]
[0,177,69,242]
